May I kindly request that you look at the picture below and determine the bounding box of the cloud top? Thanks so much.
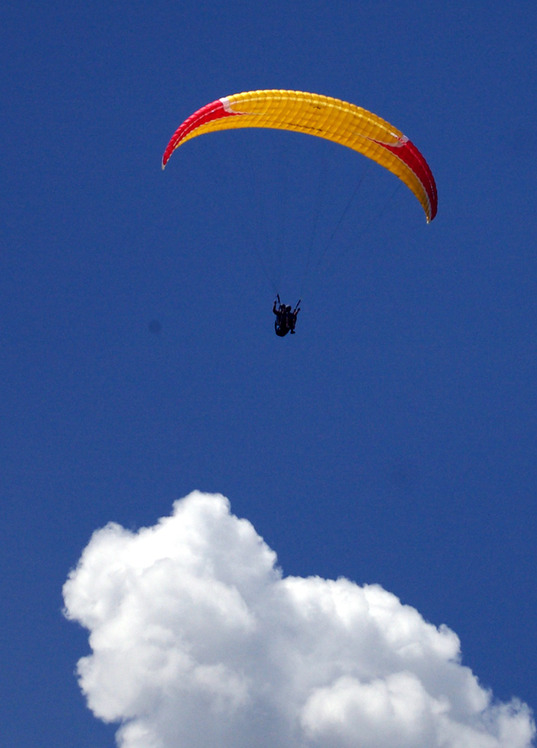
[63,491,535,748]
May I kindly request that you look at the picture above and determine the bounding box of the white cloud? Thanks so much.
[63,491,535,748]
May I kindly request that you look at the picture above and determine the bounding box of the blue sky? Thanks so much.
[2,1,537,745]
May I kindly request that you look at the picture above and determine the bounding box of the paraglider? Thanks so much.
[162,89,437,222]
[273,295,300,337]
[162,90,437,337]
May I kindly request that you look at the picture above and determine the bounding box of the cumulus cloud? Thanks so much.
[63,491,535,748]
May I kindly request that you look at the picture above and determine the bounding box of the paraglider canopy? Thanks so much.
[162,89,437,222]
